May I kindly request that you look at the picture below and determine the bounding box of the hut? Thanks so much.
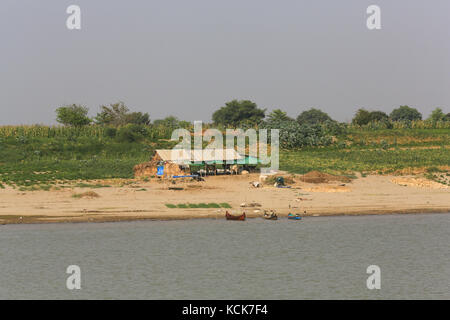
[133,148,256,178]
[133,149,191,178]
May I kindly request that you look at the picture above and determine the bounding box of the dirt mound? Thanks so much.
[299,171,352,184]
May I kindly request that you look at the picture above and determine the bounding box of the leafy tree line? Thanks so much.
[56,100,449,128]
[56,102,189,128]
[54,100,448,147]
[55,102,191,142]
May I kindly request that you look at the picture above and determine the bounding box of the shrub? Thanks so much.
[116,124,147,143]
[261,119,332,149]
[104,127,117,138]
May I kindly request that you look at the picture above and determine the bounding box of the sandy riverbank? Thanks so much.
[0,173,449,224]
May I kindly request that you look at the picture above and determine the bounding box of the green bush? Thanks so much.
[104,127,117,138]
[261,119,332,149]
[116,124,147,143]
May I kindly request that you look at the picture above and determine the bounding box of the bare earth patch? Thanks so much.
[391,177,449,189]
[302,185,351,193]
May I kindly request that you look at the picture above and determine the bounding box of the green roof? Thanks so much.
[186,156,260,166]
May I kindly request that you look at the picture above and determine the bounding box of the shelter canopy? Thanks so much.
[154,149,244,164]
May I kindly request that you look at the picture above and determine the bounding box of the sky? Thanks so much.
[1,0,449,125]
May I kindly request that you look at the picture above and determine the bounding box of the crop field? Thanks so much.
[0,125,449,188]
[0,134,151,188]
[281,147,450,175]
[281,128,450,174]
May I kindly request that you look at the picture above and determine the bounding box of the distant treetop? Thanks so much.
[296,108,333,125]
[352,109,388,126]
[95,102,150,126]
[56,104,91,127]
[266,109,293,123]
[212,99,266,127]
[390,105,422,122]
[428,108,446,122]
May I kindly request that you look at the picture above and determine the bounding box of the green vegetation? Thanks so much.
[74,183,111,188]
[296,108,333,125]
[266,109,293,123]
[1,124,449,188]
[352,109,389,126]
[72,191,100,198]
[56,104,91,127]
[0,125,176,187]
[0,102,449,189]
[212,99,266,126]
[281,127,450,174]
[94,102,150,126]
[390,105,422,122]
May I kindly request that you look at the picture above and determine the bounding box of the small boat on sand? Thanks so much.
[288,213,302,220]
[226,211,246,221]
[263,210,278,220]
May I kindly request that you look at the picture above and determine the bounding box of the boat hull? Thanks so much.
[226,212,246,221]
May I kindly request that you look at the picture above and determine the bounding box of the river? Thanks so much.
[1,213,449,299]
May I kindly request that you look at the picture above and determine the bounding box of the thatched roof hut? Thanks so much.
[133,149,248,178]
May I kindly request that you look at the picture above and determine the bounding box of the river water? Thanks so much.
[1,213,449,299]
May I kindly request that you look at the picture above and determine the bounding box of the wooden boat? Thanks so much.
[288,213,302,220]
[225,211,246,221]
[263,210,278,220]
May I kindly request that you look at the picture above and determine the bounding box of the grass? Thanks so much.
[74,183,111,188]
[72,191,100,198]
[281,147,450,175]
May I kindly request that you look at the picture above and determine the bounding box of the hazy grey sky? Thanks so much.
[1,0,449,125]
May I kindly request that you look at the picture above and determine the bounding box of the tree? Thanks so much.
[296,108,332,125]
[390,106,422,122]
[444,113,450,121]
[369,111,389,122]
[212,99,266,126]
[56,104,91,127]
[352,109,371,126]
[428,108,446,122]
[95,102,150,126]
[153,116,180,128]
[266,109,292,123]
[124,112,150,125]
[352,109,388,126]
